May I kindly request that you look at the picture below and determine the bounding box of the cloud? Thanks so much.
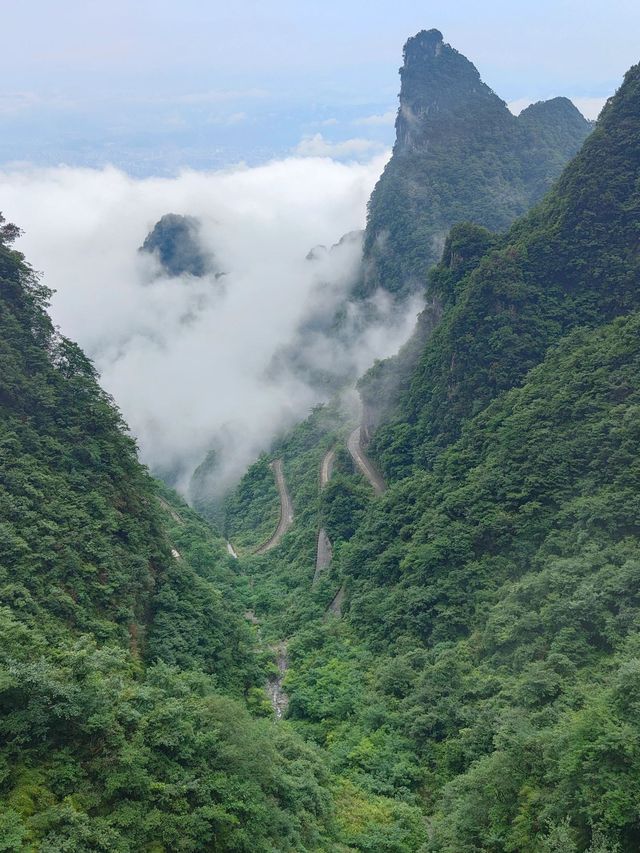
[293,133,386,160]
[0,150,415,497]
[508,95,607,120]
[352,110,396,126]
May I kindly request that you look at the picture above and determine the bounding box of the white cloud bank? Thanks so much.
[353,110,397,127]
[293,133,386,159]
[0,151,419,496]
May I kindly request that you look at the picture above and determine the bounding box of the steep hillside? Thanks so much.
[366,60,640,477]
[0,220,338,851]
[337,313,640,851]
[222,60,640,852]
[362,29,592,299]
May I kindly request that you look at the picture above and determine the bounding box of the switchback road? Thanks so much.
[254,459,294,554]
[347,427,386,495]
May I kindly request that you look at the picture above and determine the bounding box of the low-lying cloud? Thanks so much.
[0,152,421,496]
[353,110,397,127]
[293,134,386,159]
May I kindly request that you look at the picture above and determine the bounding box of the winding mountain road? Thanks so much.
[319,447,335,488]
[254,459,294,554]
[313,528,333,585]
[313,447,337,585]
[347,427,386,495]
[266,641,289,720]
[326,583,346,618]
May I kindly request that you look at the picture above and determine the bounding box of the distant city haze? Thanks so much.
[1,0,637,173]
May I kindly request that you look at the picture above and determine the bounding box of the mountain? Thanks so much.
[140,213,219,278]
[0,216,337,850]
[361,29,592,299]
[366,57,640,475]
[187,31,591,510]
[4,30,637,853]
[222,60,640,851]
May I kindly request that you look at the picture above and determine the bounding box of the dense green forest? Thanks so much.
[2,31,639,853]
[223,60,640,851]
[0,221,341,851]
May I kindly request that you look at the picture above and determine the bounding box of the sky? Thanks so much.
[1,0,638,173]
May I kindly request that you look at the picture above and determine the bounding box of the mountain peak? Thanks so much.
[403,29,445,63]
[140,213,217,279]
[395,29,505,153]
[362,31,592,300]
[518,96,589,124]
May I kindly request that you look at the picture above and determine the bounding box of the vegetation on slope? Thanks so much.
[366,61,640,476]
[2,40,638,853]
[0,219,338,851]
[222,60,640,852]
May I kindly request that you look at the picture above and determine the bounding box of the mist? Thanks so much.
[0,154,421,495]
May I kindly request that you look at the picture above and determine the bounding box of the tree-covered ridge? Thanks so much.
[361,29,592,299]
[367,60,640,477]
[218,309,640,849]
[0,222,339,850]
[333,312,640,850]
[218,56,640,851]
[0,223,163,644]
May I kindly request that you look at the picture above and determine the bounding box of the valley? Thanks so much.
[1,20,639,853]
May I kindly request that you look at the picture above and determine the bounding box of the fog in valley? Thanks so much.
[0,153,421,495]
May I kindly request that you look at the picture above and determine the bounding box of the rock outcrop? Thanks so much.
[361,29,592,299]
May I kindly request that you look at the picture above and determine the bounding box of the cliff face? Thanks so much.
[361,29,592,299]
[370,60,640,474]
[140,213,217,278]
[395,29,509,153]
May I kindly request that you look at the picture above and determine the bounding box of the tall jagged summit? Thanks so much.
[395,29,507,152]
[361,28,592,299]
[140,213,219,279]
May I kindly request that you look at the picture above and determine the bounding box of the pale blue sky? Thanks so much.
[1,0,638,174]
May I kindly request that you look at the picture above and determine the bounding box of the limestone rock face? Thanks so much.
[361,29,592,300]
[140,213,216,278]
[395,29,505,153]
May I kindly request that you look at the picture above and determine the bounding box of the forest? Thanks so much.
[1,28,639,853]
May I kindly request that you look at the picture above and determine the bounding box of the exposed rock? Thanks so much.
[361,29,592,299]
[140,213,218,278]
